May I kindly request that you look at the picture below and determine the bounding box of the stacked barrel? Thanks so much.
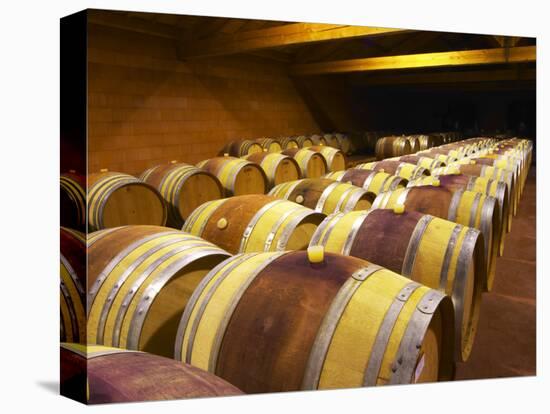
[60,133,532,403]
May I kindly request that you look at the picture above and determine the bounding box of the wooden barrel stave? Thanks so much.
[175,251,455,392]
[309,145,346,172]
[86,225,231,358]
[269,178,374,215]
[183,194,325,254]
[244,152,301,189]
[60,172,86,231]
[324,169,405,196]
[372,186,500,291]
[88,171,167,231]
[375,136,412,160]
[140,162,224,228]
[310,209,483,362]
[197,156,268,196]
[255,138,283,153]
[282,148,328,178]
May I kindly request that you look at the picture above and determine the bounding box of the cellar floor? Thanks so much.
[455,166,537,380]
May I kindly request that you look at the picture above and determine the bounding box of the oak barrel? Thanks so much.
[408,173,510,253]
[278,136,300,149]
[60,172,86,231]
[294,135,314,148]
[355,160,429,183]
[309,145,346,172]
[398,155,444,172]
[282,148,328,178]
[375,136,412,160]
[255,137,283,153]
[88,171,167,231]
[269,178,375,215]
[86,225,231,358]
[310,134,328,146]
[197,156,268,196]
[310,209,484,361]
[407,136,420,153]
[140,162,224,228]
[183,194,325,254]
[324,169,405,196]
[219,139,263,157]
[244,152,301,189]
[372,186,501,291]
[60,227,86,344]
[174,250,455,392]
[60,343,242,404]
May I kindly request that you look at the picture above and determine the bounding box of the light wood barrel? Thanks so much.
[197,156,268,196]
[372,186,500,291]
[60,343,242,404]
[86,225,231,358]
[324,169,405,196]
[282,148,328,178]
[244,152,301,189]
[269,178,375,215]
[255,137,282,153]
[407,136,420,153]
[408,173,510,254]
[424,148,461,165]
[278,136,300,149]
[355,160,429,183]
[219,139,263,157]
[88,171,167,232]
[310,209,484,362]
[294,135,314,148]
[183,194,325,254]
[310,134,328,146]
[375,136,412,160]
[414,134,441,151]
[140,162,224,228]
[435,164,517,218]
[398,155,444,172]
[309,145,346,172]
[60,172,86,231]
[332,133,352,154]
[60,228,86,344]
[174,250,455,392]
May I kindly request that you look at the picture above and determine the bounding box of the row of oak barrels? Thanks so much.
[60,146,347,232]
[219,130,462,158]
[60,137,532,401]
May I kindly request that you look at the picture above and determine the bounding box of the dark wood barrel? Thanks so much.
[398,155,444,173]
[60,343,242,404]
[310,209,484,362]
[183,194,324,254]
[86,225,231,358]
[408,173,510,254]
[415,134,441,151]
[324,169,405,196]
[244,152,301,189]
[219,139,263,157]
[140,162,224,228]
[61,172,86,231]
[310,134,328,146]
[60,227,86,344]
[309,145,346,172]
[255,137,283,153]
[407,136,420,153]
[88,171,167,232]
[282,148,328,178]
[372,185,501,291]
[294,135,314,148]
[355,160,429,183]
[197,156,268,196]
[175,250,455,392]
[269,178,375,215]
[375,136,412,160]
[277,136,300,149]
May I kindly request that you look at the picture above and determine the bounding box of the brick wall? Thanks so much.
[88,23,320,175]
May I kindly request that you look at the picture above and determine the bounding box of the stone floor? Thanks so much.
[455,167,536,379]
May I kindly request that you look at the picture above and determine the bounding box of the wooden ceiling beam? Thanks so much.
[179,23,409,59]
[352,68,535,86]
[87,10,181,39]
[290,46,536,75]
